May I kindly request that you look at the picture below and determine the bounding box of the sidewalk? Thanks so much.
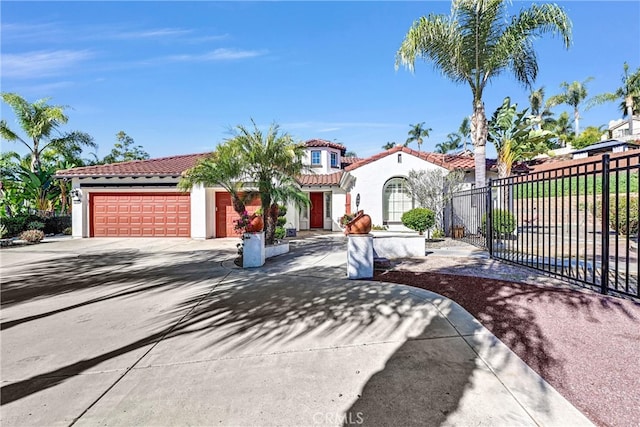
[1,235,592,426]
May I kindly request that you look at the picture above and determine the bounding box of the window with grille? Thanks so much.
[330,152,339,168]
[383,177,413,222]
[311,151,321,166]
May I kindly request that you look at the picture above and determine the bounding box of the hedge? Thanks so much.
[0,215,71,238]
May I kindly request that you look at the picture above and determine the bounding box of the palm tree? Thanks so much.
[181,120,310,244]
[458,117,471,153]
[227,120,310,244]
[396,0,571,188]
[406,122,432,151]
[529,87,554,130]
[382,142,396,150]
[589,62,640,135]
[0,93,95,172]
[547,111,574,148]
[179,142,253,216]
[546,78,593,137]
[435,133,462,154]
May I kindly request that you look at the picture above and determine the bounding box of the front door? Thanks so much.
[310,192,324,228]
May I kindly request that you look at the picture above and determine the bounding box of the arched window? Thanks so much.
[383,177,413,223]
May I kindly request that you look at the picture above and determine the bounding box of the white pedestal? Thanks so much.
[243,232,265,268]
[347,234,374,279]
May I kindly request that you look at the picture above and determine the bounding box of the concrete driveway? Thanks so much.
[1,235,591,426]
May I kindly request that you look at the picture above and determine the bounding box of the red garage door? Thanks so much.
[215,192,261,237]
[91,193,191,237]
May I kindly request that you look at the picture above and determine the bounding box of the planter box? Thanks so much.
[347,234,374,279]
[372,233,425,259]
[243,232,265,268]
[266,241,290,258]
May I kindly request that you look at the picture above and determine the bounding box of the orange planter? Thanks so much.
[246,215,264,232]
[344,210,372,235]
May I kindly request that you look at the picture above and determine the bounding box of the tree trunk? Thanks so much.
[574,108,580,137]
[626,96,634,136]
[471,101,488,188]
[31,139,40,172]
[265,203,278,245]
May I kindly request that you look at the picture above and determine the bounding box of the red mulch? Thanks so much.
[374,270,640,427]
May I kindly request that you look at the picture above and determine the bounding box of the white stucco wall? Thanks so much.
[347,151,449,228]
[331,191,346,231]
[190,184,216,239]
[71,178,86,238]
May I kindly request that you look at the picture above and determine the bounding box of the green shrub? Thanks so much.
[609,196,639,236]
[27,221,45,231]
[481,209,516,236]
[401,208,435,234]
[63,227,73,235]
[20,229,45,243]
[0,214,42,238]
[274,226,286,240]
[431,229,445,239]
[44,216,71,234]
[371,224,388,231]
[0,223,6,239]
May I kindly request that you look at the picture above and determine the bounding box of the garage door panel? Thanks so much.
[91,193,190,237]
[214,192,261,237]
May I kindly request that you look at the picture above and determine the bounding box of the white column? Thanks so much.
[347,234,374,279]
[71,178,85,238]
[243,232,265,268]
[190,184,207,239]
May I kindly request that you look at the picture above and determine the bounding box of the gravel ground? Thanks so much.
[374,243,640,427]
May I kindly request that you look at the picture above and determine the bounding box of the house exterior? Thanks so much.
[606,117,640,142]
[56,140,495,238]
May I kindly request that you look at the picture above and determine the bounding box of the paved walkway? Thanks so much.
[1,235,592,426]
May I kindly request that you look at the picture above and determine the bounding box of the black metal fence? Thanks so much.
[450,152,639,299]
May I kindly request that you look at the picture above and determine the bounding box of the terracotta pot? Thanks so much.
[344,210,372,235]
[247,215,264,232]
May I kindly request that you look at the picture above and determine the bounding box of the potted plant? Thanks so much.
[339,213,356,228]
[343,210,372,235]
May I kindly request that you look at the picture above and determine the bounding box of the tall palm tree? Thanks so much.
[396,0,571,188]
[547,78,593,137]
[589,62,640,135]
[406,122,432,151]
[0,93,95,172]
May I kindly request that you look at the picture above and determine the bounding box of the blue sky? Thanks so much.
[2,1,639,161]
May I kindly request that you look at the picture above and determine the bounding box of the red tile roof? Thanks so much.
[344,146,495,172]
[304,139,346,153]
[341,156,362,165]
[55,153,210,178]
[297,171,343,186]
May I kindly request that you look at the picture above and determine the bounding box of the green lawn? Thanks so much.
[514,172,639,198]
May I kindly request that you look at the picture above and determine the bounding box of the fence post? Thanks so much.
[486,180,493,257]
[600,154,610,295]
